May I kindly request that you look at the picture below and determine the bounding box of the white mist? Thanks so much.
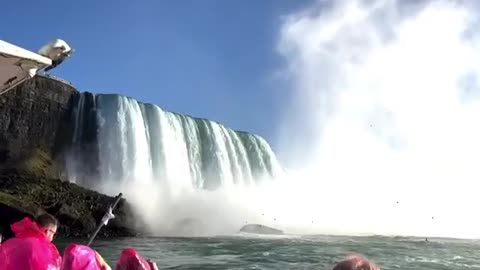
[274,0,480,238]
[71,0,480,240]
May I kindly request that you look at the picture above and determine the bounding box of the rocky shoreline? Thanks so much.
[0,168,137,240]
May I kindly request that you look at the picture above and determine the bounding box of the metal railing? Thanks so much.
[37,72,75,87]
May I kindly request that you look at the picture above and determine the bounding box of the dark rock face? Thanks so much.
[240,224,284,235]
[0,75,76,177]
[0,76,140,239]
[0,168,137,240]
[0,202,33,240]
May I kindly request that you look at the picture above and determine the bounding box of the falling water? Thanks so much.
[67,93,282,235]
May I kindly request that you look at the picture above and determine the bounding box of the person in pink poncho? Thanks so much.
[62,243,112,270]
[61,245,158,270]
[332,254,380,270]
[114,248,158,270]
[0,214,62,270]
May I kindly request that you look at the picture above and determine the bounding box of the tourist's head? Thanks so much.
[115,248,157,270]
[332,254,380,270]
[35,213,58,241]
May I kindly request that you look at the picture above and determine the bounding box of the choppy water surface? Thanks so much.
[57,234,480,269]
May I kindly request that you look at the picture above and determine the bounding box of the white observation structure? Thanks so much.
[0,39,73,95]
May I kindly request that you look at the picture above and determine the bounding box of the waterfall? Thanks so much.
[68,93,282,191]
[64,92,98,185]
[64,93,283,235]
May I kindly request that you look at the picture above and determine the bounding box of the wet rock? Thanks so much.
[240,224,284,235]
[0,168,137,240]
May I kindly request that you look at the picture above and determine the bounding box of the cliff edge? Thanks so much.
[0,75,137,239]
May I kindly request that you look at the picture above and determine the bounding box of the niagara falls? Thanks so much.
[2,0,480,269]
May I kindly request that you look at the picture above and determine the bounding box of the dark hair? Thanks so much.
[35,213,58,228]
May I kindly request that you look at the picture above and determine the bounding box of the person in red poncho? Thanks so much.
[115,248,158,270]
[0,213,62,270]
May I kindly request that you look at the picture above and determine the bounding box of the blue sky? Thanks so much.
[1,0,313,158]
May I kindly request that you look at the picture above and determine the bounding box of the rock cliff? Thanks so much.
[0,75,76,177]
[0,75,138,239]
[0,168,137,240]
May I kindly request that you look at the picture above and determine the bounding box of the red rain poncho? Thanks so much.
[114,248,157,270]
[62,243,111,270]
[0,217,62,270]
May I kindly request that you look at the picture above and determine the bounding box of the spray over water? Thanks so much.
[274,0,480,238]
[68,0,480,239]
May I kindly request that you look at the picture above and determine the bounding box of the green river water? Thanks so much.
[56,234,480,269]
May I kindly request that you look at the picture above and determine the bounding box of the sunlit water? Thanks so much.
[57,235,480,269]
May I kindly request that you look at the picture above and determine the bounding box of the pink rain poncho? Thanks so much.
[62,243,111,270]
[114,248,157,270]
[0,217,62,270]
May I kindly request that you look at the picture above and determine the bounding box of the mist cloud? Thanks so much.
[274,0,480,238]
